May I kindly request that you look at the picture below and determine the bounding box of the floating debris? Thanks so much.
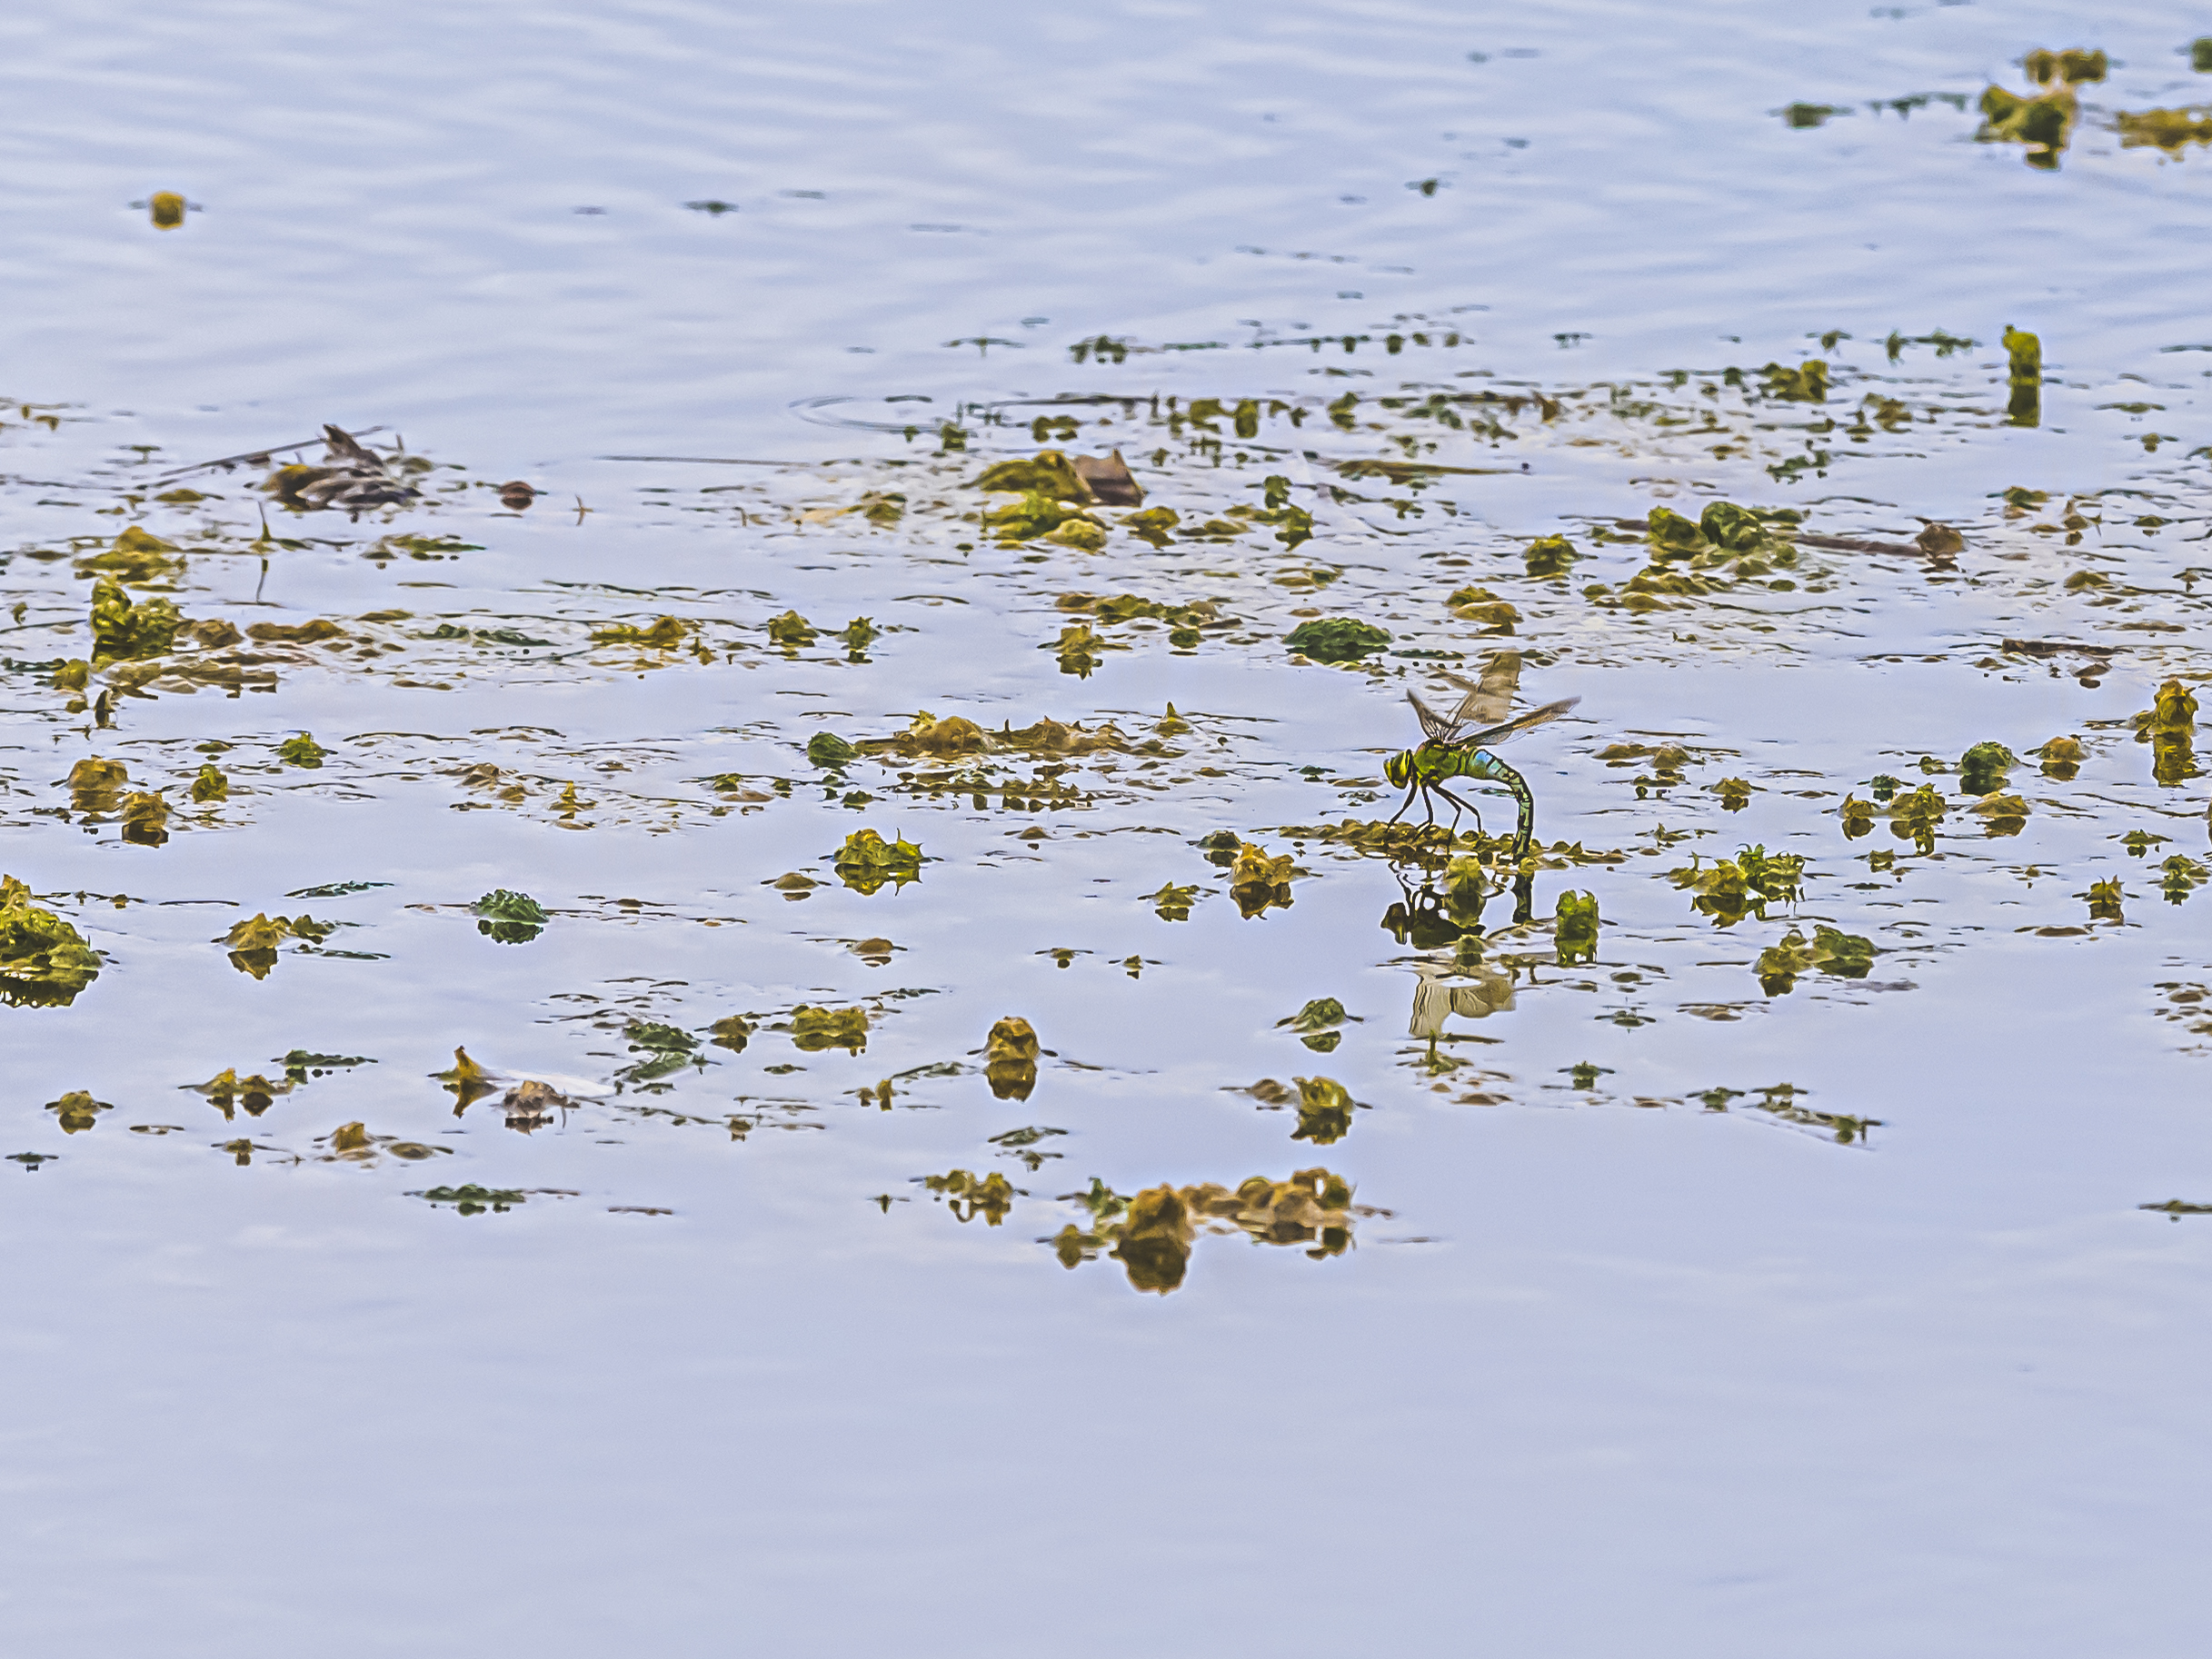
[264,426,423,517]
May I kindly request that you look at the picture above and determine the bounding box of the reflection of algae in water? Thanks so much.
[1555,889,1599,965]
[1283,617,1390,662]
[433,1047,501,1111]
[709,1015,752,1053]
[591,615,691,649]
[187,1068,294,1120]
[89,578,183,664]
[1227,839,1297,919]
[191,763,229,803]
[2118,106,2212,154]
[77,525,183,584]
[1756,362,1828,403]
[2003,326,2041,426]
[1525,535,1578,578]
[1701,1082,1880,1146]
[621,1020,701,1084]
[920,1168,1020,1224]
[2157,855,2208,904]
[1978,52,2103,169]
[1278,997,1354,1053]
[1,876,103,1008]
[2133,679,2200,785]
[766,610,817,648]
[473,888,548,944]
[414,1184,530,1216]
[792,1005,870,1054]
[66,757,128,813]
[1889,784,1947,853]
[216,911,333,979]
[984,1015,1039,1100]
[45,1090,112,1134]
[1051,1168,1365,1296]
[1755,927,1876,996]
[806,731,858,768]
[1667,846,1804,926]
[1290,1076,1355,1145]
[1958,741,2017,796]
[120,791,170,847]
[278,731,329,768]
[2082,878,2126,924]
[833,828,923,894]
[1148,881,1200,921]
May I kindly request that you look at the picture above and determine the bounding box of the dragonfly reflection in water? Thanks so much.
[1382,651,1579,858]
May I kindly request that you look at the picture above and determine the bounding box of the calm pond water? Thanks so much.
[5,2,2211,1653]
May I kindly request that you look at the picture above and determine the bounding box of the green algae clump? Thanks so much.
[2117,107,2212,154]
[834,829,923,894]
[792,1004,871,1054]
[1524,535,1579,578]
[984,1015,1040,1100]
[1290,1076,1355,1145]
[1053,1167,1361,1295]
[89,578,182,664]
[473,889,549,944]
[806,731,859,768]
[1,876,102,1008]
[1756,926,1877,995]
[1555,889,1600,966]
[1283,617,1390,662]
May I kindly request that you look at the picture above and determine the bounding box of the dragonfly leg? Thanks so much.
[1382,782,1420,828]
[1430,782,1483,841]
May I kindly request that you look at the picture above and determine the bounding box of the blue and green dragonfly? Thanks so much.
[1383,656,1579,858]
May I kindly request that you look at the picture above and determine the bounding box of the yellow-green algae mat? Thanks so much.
[5,359,2208,1287]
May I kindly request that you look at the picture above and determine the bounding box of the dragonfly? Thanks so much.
[1382,652,1579,858]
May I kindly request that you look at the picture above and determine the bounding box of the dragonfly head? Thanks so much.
[1384,750,1413,788]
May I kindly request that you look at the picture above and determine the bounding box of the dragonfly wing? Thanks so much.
[1465,696,1580,750]
[1440,651,1523,730]
[1407,690,1462,743]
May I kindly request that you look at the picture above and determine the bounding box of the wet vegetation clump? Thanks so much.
[473,889,548,943]
[983,1016,1041,1100]
[1978,50,2103,168]
[1283,617,1390,662]
[0,877,102,1008]
[1755,927,1876,995]
[1051,1167,1366,1295]
[834,829,924,894]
